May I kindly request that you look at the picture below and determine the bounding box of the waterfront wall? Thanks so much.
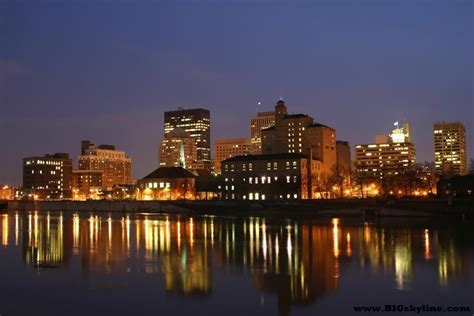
[3,198,473,218]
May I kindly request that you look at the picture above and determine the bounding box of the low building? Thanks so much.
[220,153,312,200]
[22,153,73,199]
[137,167,195,200]
[72,170,103,200]
[0,185,14,200]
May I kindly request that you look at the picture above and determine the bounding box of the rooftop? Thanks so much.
[143,167,196,180]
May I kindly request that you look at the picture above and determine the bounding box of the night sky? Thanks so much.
[1,0,473,184]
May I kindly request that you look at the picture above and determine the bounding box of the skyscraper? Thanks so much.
[164,108,211,170]
[250,110,275,154]
[433,122,467,175]
[23,153,73,199]
[159,128,198,169]
[78,141,132,189]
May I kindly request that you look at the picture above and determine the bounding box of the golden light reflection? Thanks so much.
[73,213,80,253]
[424,229,432,260]
[346,232,352,257]
[1,214,8,247]
[15,213,19,246]
[332,218,340,258]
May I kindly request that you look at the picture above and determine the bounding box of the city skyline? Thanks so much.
[1,1,473,184]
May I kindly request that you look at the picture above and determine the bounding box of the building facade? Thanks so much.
[72,170,102,200]
[78,141,132,190]
[355,143,416,180]
[213,137,252,174]
[220,153,312,200]
[250,110,275,154]
[22,153,73,199]
[164,108,211,170]
[261,100,337,176]
[159,128,198,169]
[0,185,14,200]
[433,122,467,176]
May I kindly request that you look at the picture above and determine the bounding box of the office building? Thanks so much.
[250,110,275,154]
[159,128,198,169]
[78,140,132,189]
[355,123,416,181]
[22,153,73,199]
[261,100,337,176]
[213,137,252,174]
[164,108,211,169]
[433,122,467,176]
[0,185,14,200]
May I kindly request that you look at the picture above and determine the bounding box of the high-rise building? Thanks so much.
[164,108,211,169]
[250,110,275,154]
[261,100,337,176]
[213,137,252,174]
[355,123,416,181]
[159,128,198,169]
[78,141,132,189]
[433,122,467,176]
[23,153,73,199]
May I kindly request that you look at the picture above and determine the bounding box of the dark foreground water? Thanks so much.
[0,211,473,316]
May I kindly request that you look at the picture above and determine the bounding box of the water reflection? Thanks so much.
[0,211,472,315]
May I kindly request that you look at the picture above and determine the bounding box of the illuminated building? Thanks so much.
[72,170,102,200]
[159,128,198,169]
[261,100,337,177]
[213,137,252,174]
[137,167,195,200]
[250,110,275,154]
[22,153,73,199]
[0,185,14,200]
[433,122,467,176]
[78,140,132,190]
[220,153,317,200]
[355,122,416,183]
[390,122,412,143]
[164,108,211,170]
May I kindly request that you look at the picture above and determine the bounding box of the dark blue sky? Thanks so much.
[1,0,473,184]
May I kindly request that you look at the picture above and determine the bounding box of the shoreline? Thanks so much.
[2,198,473,219]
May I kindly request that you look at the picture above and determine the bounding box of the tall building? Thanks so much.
[213,137,252,174]
[78,141,132,189]
[250,110,275,154]
[433,122,467,176]
[355,123,416,183]
[23,153,73,199]
[164,108,211,169]
[261,100,337,176]
[159,128,198,169]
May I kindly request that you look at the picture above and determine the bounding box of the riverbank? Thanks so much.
[3,198,473,218]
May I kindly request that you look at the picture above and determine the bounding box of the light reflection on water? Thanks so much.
[0,211,473,315]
